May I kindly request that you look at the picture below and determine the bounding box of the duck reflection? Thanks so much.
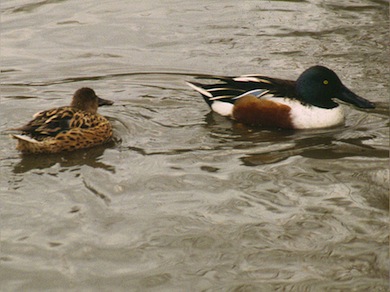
[12,140,115,174]
[240,133,386,167]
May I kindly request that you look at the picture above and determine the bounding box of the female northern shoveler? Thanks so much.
[12,87,114,153]
[187,65,375,129]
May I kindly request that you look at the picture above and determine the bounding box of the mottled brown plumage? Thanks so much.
[12,87,114,153]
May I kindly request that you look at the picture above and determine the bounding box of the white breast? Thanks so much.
[266,97,345,129]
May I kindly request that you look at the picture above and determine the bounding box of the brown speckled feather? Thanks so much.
[12,87,113,154]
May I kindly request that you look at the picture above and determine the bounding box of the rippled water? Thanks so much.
[1,0,389,291]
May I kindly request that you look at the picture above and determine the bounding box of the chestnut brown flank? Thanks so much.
[232,95,293,129]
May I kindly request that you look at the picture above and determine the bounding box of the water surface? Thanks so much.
[1,0,389,291]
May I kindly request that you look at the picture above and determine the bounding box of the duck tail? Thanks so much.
[11,134,44,153]
[186,81,214,107]
[12,134,39,143]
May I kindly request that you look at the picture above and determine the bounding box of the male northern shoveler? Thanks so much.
[12,87,114,153]
[187,65,375,129]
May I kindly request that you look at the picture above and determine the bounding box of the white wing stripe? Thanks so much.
[186,82,213,98]
[12,134,39,143]
[233,89,270,100]
[233,76,272,84]
[209,95,234,101]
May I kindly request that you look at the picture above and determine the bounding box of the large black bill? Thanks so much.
[338,85,375,108]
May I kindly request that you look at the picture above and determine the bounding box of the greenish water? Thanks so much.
[1,0,389,291]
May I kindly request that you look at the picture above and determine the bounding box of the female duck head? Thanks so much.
[70,87,113,114]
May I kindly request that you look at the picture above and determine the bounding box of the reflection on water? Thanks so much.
[1,0,389,290]
[12,141,116,174]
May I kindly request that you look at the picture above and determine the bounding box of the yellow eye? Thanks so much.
[323,80,329,85]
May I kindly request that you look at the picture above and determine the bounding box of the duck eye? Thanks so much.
[323,80,329,85]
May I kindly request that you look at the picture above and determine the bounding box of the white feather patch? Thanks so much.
[186,82,213,98]
[211,101,234,116]
[233,89,270,100]
[233,76,272,84]
[33,110,44,118]
[265,97,345,129]
[12,134,39,143]
[208,87,230,92]
[290,106,344,129]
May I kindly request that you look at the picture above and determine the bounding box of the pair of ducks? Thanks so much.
[12,66,375,154]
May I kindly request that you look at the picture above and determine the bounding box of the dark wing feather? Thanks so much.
[189,75,298,106]
[19,106,75,139]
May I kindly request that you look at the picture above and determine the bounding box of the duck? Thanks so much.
[12,87,114,153]
[187,65,375,129]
